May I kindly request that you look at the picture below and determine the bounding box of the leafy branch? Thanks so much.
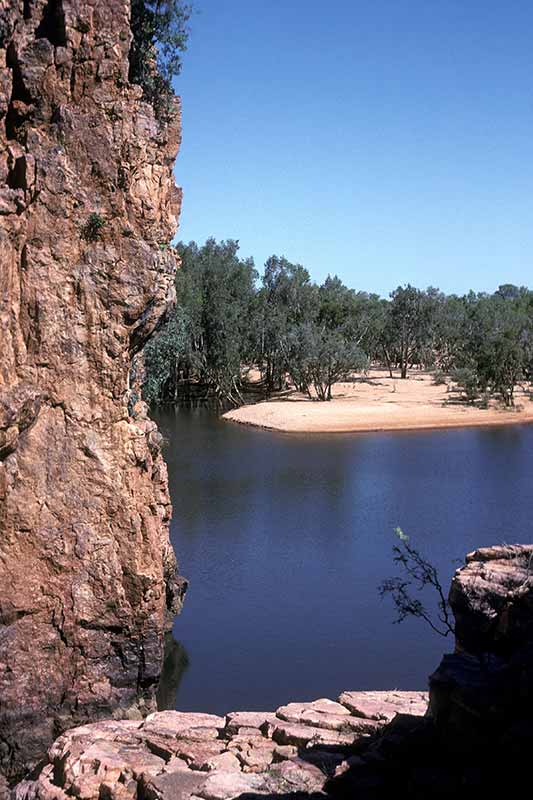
[379,528,455,638]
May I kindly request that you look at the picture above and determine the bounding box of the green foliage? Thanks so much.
[142,238,533,412]
[452,367,479,404]
[129,0,191,119]
[81,212,106,241]
[284,323,367,401]
[143,313,191,403]
[144,239,257,405]
[254,256,316,393]
[465,294,531,406]
[384,285,435,378]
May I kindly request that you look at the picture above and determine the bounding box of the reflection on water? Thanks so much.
[152,404,533,715]
[156,633,190,711]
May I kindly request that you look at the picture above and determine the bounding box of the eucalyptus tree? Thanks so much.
[385,285,434,378]
[463,292,532,407]
[284,323,367,401]
[255,256,316,393]
[176,239,257,404]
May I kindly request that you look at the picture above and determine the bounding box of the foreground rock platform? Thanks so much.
[14,692,428,800]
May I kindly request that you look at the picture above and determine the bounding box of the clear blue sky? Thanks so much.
[172,0,533,296]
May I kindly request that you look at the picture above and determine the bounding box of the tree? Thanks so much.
[143,239,257,405]
[284,323,367,401]
[129,0,192,118]
[431,294,468,372]
[379,528,454,638]
[385,285,433,378]
[143,311,192,403]
[463,294,532,407]
[317,276,357,331]
[452,367,479,405]
[176,239,257,404]
[255,256,316,393]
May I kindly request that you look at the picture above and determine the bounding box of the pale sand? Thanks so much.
[224,370,533,434]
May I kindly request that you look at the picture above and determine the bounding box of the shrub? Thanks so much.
[452,367,479,404]
[81,212,106,242]
[432,369,447,385]
[129,0,192,120]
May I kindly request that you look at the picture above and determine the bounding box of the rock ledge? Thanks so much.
[14,691,428,800]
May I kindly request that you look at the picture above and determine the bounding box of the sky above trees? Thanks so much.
[172,0,533,296]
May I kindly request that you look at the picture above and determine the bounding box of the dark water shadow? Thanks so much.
[156,633,190,711]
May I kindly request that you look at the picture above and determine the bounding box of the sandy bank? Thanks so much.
[224,371,533,434]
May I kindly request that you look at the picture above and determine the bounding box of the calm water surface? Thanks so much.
[152,406,533,714]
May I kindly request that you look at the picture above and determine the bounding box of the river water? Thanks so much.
[152,406,533,715]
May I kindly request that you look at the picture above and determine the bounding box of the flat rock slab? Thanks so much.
[144,712,226,741]
[198,753,241,773]
[272,722,358,749]
[227,738,277,773]
[276,698,381,733]
[263,759,327,795]
[144,769,208,800]
[195,771,267,800]
[174,741,227,769]
[338,691,429,722]
[225,711,277,735]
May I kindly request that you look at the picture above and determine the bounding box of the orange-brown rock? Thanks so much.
[0,0,186,782]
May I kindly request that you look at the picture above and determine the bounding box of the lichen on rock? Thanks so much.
[0,0,186,783]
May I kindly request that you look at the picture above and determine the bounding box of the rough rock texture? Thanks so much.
[429,544,533,758]
[12,692,429,800]
[331,544,533,799]
[0,0,186,782]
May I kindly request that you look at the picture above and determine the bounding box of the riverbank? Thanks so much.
[223,370,533,433]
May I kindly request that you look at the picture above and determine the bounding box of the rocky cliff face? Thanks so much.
[429,544,533,761]
[0,0,186,782]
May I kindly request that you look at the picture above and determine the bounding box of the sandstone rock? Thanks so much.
[338,690,429,722]
[0,1,186,781]
[143,770,207,800]
[11,687,437,799]
[450,544,533,655]
[174,742,227,770]
[296,749,346,775]
[195,772,266,800]
[272,723,357,749]
[272,745,299,762]
[276,697,382,734]
[263,759,327,795]
[224,711,276,736]
[226,737,276,773]
[429,545,533,762]
[144,712,225,741]
[197,753,241,773]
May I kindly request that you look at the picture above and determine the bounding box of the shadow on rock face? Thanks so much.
[156,633,190,711]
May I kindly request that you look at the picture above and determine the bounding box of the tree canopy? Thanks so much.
[144,239,533,409]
